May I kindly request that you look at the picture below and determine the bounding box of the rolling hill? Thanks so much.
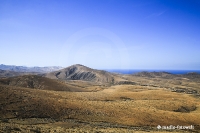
[0,75,87,92]
[0,69,33,78]
[0,64,200,132]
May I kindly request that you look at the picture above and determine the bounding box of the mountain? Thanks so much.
[0,69,30,78]
[45,64,125,84]
[133,71,200,80]
[133,71,174,78]
[183,72,200,79]
[0,75,86,92]
[0,64,63,73]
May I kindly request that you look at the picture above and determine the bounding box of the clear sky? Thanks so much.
[0,0,200,70]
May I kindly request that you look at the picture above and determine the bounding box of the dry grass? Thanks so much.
[0,122,188,133]
[0,83,200,132]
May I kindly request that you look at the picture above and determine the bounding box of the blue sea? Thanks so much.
[105,69,200,74]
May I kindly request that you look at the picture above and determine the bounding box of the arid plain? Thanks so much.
[0,64,200,133]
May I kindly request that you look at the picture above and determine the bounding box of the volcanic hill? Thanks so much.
[45,64,125,84]
[0,64,200,132]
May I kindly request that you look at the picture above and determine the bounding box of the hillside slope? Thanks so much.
[0,84,199,132]
[0,75,86,92]
[0,69,30,78]
[45,64,125,84]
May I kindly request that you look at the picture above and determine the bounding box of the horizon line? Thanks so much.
[1,63,200,71]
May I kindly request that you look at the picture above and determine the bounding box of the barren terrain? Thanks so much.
[0,65,200,132]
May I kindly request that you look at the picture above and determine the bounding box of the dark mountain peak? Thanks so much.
[70,64,92,69]
[72,64,84,67]
[60,64,96,73]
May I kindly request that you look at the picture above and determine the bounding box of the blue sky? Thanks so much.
[0,0,200,69]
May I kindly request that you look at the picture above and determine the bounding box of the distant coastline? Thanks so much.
[105,69,200,74]
[1,64,200,75]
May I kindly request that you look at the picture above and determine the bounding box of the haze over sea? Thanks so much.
[106,69,200,75]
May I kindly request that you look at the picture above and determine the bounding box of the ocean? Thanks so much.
[105,69,200,74]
